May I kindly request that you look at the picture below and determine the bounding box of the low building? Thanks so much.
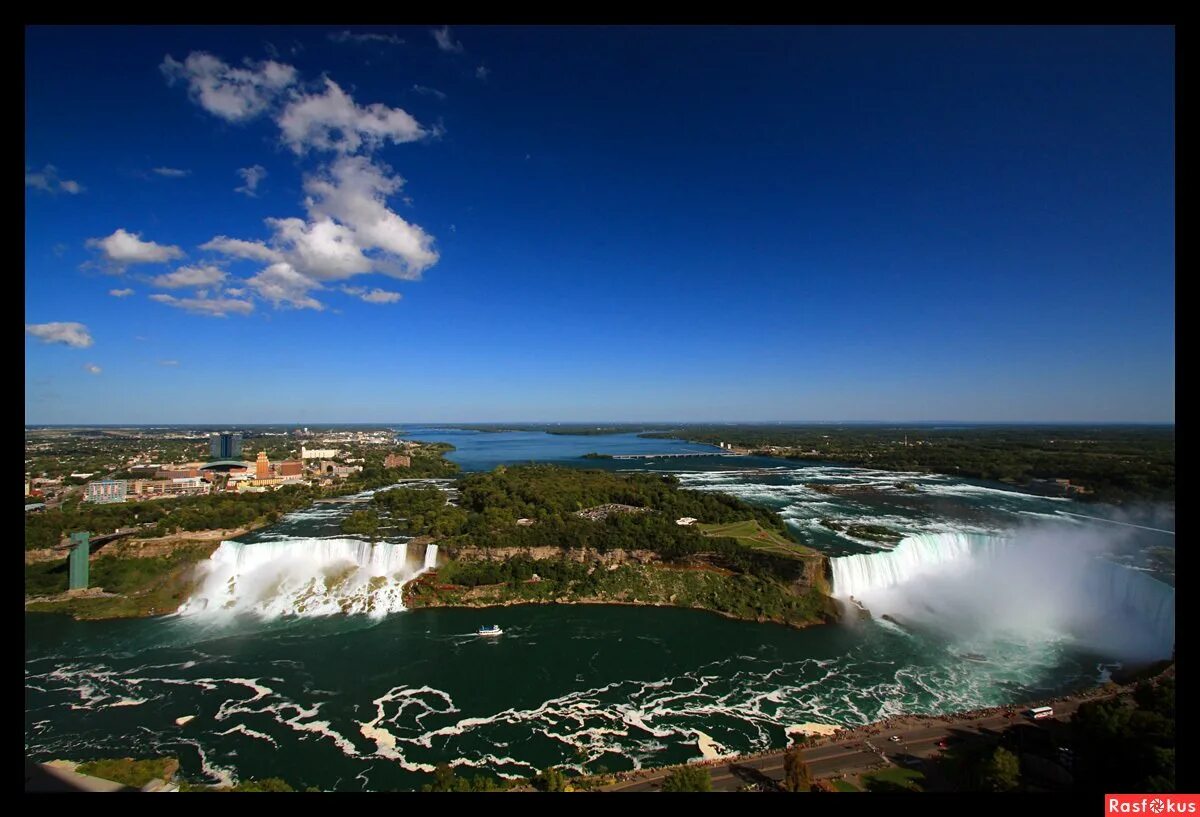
[384,453,412,469]
[676,516,698,526]
[86,479,129,504]
[279,460,304,477]
[130,477,208,499]
[239,477,285,491]
[155,467,201,480]
[301,447,339,460]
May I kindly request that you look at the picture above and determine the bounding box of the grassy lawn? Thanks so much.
[860,766,925,792]
[696,519,815,557]
[830,778,861,791]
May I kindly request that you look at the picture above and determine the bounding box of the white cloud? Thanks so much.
[25,322,94,348]
[159,359,180,366]
[301,155,439,279]
[246,262,325,310]
[109,288,135,297]
[277,78,428,155]
[265,216,373,280]
[343,286,402,304]
[151,264,228,289]
[149,293,255,317]
[87,229,184,265]
[412,84,447,100]
[476,65,489,80]
[329,30,405,46]
[25,164,85,195]
[153,167,191,178]
[161,51,297,122]
[432,26,464,53]
[199,236,283,263]
[84,363,102,375]
[235,164,267,197]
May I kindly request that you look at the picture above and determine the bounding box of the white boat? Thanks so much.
[477,625,503,637]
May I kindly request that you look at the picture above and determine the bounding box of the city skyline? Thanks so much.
[25,26,1175,424]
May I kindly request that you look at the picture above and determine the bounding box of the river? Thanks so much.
[24,427,1175,790]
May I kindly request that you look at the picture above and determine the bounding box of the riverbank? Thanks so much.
[24,540,221,620]
[404,559,838,630]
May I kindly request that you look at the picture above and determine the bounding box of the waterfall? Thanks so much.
[829,531,1175,659]
[423,543,439,570]
[178,538,417,619]
[830,532,1003,599]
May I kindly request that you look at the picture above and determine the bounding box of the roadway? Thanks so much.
[602,699,1086,792]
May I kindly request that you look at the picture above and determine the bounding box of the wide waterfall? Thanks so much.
[830,531,1175,660]
[424,543,439,570]
[178,537,422,618]
[830,532,1004,599]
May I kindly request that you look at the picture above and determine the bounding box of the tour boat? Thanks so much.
[477,625,503,637]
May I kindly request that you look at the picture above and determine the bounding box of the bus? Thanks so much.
[1027,706,1054,720]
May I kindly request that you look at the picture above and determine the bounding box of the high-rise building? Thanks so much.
[256,451,270,480]
[210,432,243,460]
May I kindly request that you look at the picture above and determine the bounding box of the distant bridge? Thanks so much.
[53,528,137,552]
[610,452,745,460]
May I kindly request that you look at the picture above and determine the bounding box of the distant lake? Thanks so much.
[398,427,722,471]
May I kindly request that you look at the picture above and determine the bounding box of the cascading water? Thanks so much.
[829,531,1175,660]
[423,543,438,570]
[178,537,419,618]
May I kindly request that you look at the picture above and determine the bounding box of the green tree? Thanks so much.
[783,747,812,792]
[661,765,711,792]
[532,766,568,792]
[978,747,1020,792]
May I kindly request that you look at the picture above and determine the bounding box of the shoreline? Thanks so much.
[404,594,833,631]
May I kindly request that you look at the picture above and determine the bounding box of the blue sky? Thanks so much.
[25,26,1174,424]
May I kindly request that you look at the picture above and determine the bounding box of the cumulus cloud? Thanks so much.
[153,167,191,178]
[26,164,85,195]
[149,293,255,317]
[25,322,94,348]
[301,155,439,278]
[109,288,135,297]
[235,164,267,197]
[343,286,402,304]
[87,229,184,266]
[151,264,228,289]
[412,84,447,100]
[246,262,325,310]
[203,156,438,310]
[329,30,404,46]
[159,359,180,366]
[84,363,102,375]
[277,78,429,154]
[161,51,297,122]
[199,236,282,263]
[432,26,464,53]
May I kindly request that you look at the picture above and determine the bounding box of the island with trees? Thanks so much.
[358,465,837,629]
